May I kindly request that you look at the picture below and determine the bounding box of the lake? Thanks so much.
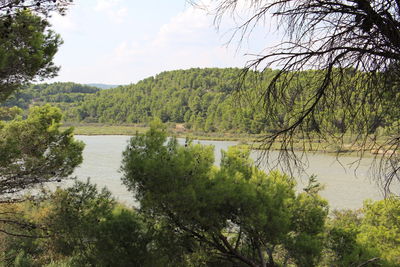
[72,135,383,210]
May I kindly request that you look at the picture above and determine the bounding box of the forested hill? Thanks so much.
[3,82,100,109]
[2,68,398,135]
[1,82,101,121]
[75,68,279,133]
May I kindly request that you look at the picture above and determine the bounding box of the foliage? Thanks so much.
[0,1,72,18]
[325,198,400,266]
[0,104,83,242]
[121,124,329,266]
[44,180,164,266]
[44,179,116,260]
[76,68,258,128]
[1,82,101,122]
[0,180,167,267]
[2,82,100,109]
[0,106,22,120]
[0,10,62,101]
[358,198,400,264]
[325,209,376,266]
[0,104,84,201]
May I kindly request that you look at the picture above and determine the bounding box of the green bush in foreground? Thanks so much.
[325,198,400,267]
[121,122,329,266]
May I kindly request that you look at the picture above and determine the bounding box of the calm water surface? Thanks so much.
[72,135,382,210]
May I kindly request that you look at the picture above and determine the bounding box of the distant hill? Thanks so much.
[73,67,400,135]
[86,83,120,89]
[1,82,100,121]
[2,68,397,136]
[76,68,272,133]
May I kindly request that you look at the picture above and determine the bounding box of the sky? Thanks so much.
[48,0,280,85]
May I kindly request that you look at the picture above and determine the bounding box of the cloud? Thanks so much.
[112,41,141,61]
[87,5,250,84]
[51,1,279,84]
[106,6,221,62]
[51,13,77,31]
[50,1,81,33]
[94,0,128,24]
[94,0,120,11]
[152,6,212,47]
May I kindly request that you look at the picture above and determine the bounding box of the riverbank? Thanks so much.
[63,123,386,156]
[62,124,149,135]
[62,123,259,141]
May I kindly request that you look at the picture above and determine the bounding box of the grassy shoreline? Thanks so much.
[62,124,150,136]
[62,123,260,141]
[63,124,383,156]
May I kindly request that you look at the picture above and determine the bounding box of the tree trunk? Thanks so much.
[266,247,276,267]
[258,246,266,267]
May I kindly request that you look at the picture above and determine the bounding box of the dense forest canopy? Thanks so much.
[5,68,399,139]
[1,82,101,121]
[2,82,100,109]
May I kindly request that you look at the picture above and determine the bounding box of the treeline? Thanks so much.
[71,67,400,135]
[3,68,399,135]
[1,82,100,120]
[74,68,278,133]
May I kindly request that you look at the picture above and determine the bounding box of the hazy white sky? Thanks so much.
[48,0,279,85]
